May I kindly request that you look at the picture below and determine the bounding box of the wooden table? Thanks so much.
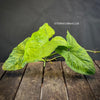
[0,60,100,100]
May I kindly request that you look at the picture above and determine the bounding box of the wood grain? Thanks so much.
[15,62,43,100]
[0,67,25,100]
[0,63,5,79]
[62,61,95,100]
[41,61,68,100]
[85,61,100,100]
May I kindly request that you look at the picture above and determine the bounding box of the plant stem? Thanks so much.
[86,50,100,53]
[43,61,46,67]
[46,56,62,62]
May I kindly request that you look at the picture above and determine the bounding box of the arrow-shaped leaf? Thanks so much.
[56,31,95,75]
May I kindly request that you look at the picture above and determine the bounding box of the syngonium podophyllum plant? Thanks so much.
[2,23,100,75]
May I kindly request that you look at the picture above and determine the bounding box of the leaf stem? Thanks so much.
[46,56,62,62]
[86,50,100,53]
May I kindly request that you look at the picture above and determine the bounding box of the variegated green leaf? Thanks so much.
[2,37,30,71]
[56,31,95,75]
[24,23,67,63]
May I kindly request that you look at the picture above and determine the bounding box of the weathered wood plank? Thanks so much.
[62,61,95,100]
[85,61,100,100]
[0,63,5,79]
[94,60,100,68]
[41,61,68,100]
[0,66,26,100]
[15,62,43,100]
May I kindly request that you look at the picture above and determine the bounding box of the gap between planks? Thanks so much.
[40,61,68,100]
[84,60,100,100]
[0,65,26,100]
[62,61,96,100]
[13,64,28,100]
[94,60,100,69]
[0,63,6,80]
[40,63,45,100]
[15,62,43,100]
[0,60,100,100]
[61,61,69,100]
[14,61,69,100]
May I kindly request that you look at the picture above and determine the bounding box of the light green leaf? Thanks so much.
[38,23,55,38]
[23,23,55,62]
[41,36,68,58]
[24,23,67,63]
[2,37,30,71]
[56,30,95,75]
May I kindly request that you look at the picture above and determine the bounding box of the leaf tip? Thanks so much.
[67,30,70,34]
[84,64,96,75]
[67,30,69,33]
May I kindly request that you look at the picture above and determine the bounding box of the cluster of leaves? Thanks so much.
[2,23,95,75]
